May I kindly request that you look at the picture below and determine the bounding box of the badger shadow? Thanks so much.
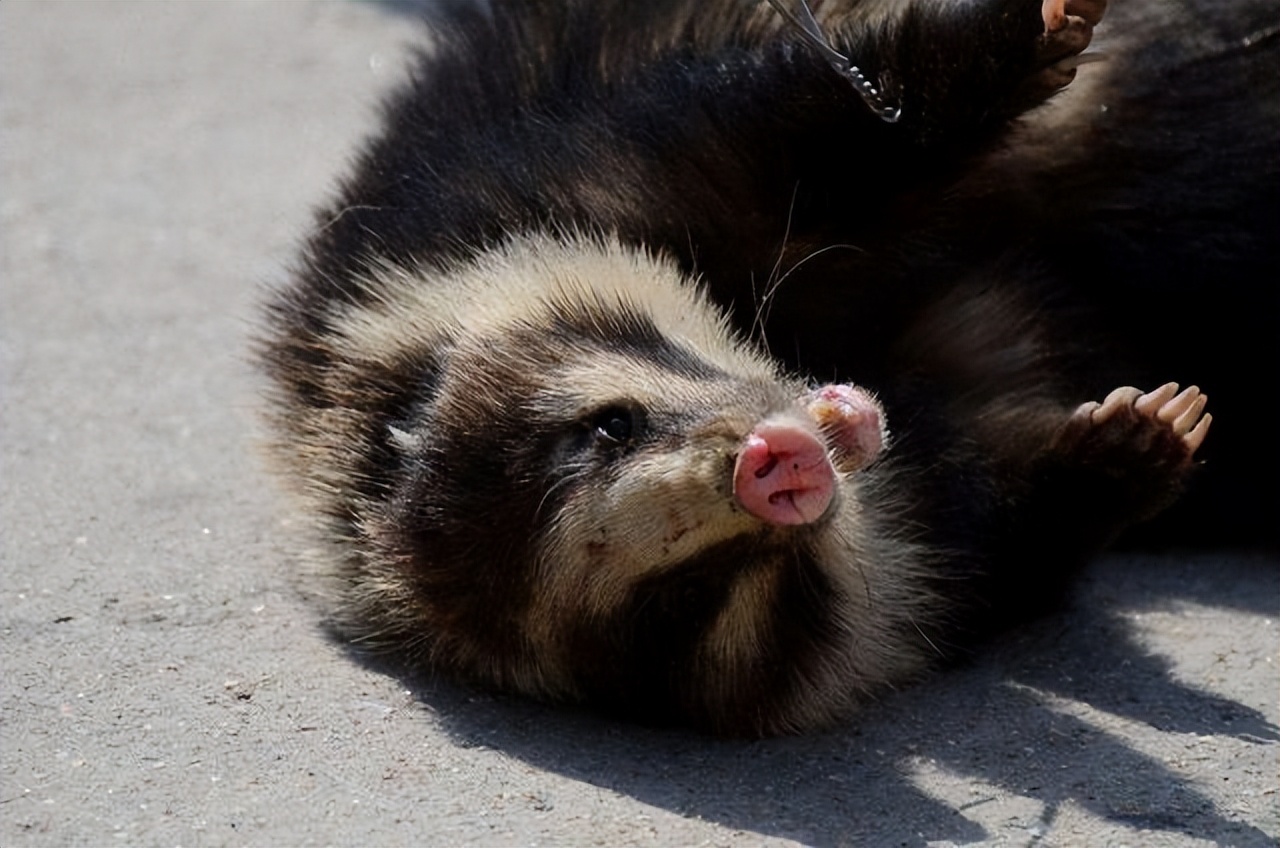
[368,553,1278,847]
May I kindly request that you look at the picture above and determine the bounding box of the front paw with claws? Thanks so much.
[1021,0,1108,104]
[1050,382,1211,519]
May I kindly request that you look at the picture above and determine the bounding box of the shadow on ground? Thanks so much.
[350,554,1278,846]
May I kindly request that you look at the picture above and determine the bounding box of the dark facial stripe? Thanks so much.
[546,301,734,382]
[562,533,842,735]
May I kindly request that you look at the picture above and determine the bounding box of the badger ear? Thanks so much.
[387,424,424,453]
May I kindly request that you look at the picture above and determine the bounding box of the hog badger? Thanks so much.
[259,0,1278,735]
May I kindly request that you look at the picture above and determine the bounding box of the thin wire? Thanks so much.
[765,0,902,123]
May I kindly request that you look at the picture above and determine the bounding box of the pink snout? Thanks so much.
[732,421,836,526]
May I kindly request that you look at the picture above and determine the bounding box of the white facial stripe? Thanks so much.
[325,234,777,381]
[700,562,780,684]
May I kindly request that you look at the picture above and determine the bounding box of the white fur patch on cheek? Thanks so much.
[533,448,755,619]
[597,450,752,561]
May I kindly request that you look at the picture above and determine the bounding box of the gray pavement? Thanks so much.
[2,3,1276,846]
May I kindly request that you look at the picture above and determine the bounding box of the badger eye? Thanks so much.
[589,404,642,446]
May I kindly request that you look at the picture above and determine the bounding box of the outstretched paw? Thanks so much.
[1051,382,1211,519]
[1075,382,1209,449]
[1051,383,1210,517]
[1020,0,1107,105]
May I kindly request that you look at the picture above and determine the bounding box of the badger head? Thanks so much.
[277,234,934,736]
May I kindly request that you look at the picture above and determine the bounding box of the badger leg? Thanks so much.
[856,0,1107,147]
[881,273,1215,626]
[963,381,1212,625]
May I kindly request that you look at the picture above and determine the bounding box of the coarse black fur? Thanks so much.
[260,0,1278,736]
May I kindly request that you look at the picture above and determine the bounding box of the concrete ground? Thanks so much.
[2,2,1276,846]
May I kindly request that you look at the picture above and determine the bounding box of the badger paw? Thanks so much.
[1052,382,1211,482]
[1047,382,1209,521]
[1020,0,1107,105]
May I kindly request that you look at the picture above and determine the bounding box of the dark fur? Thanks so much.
[261,0,1278,735]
